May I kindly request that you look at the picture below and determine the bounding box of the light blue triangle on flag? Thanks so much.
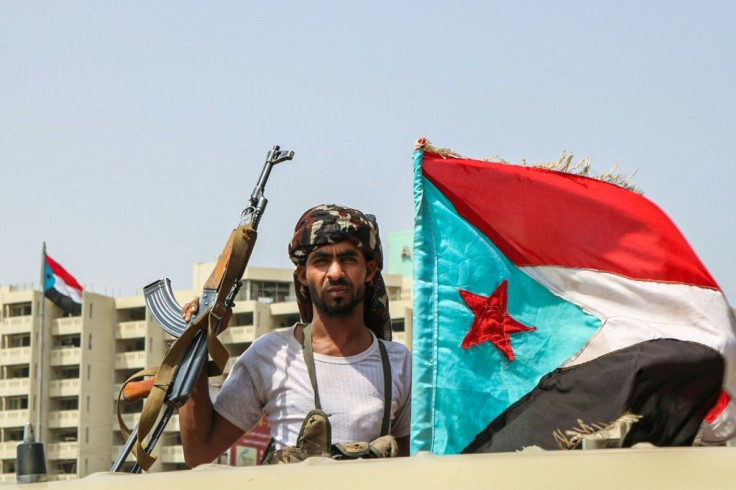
[43,261,56,293]
[411,150,601,455]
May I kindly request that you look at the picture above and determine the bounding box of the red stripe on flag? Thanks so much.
[422,152,717,289]
[46,255,84,291]
[704,391,731,424]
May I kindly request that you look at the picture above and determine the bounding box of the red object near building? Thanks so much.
[227,417,271,466]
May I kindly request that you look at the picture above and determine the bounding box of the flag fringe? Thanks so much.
[552,412,643,450]
[414,138,640,193]
[534,151,641,193]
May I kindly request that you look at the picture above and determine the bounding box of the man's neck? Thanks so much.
[307,307,374,357]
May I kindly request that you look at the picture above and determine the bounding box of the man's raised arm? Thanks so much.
[178,300,245,468]
[179,368,245,468]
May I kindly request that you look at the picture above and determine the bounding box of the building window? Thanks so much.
[8,397,29,410]
[58,366,80,379]
[232,312,254,327]
[387,286,403,301]
[8,334,31,348]
[88,334,92,350]
[247,280,292,303]
[59,398,79,410]
[128,307,146,321]
[8,366,29,378]
[56,335,80,348]
[9,303,32,317]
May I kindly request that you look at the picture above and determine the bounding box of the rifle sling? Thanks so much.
[116,225,254,471]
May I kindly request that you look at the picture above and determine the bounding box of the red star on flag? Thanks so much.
[459,280,536,361]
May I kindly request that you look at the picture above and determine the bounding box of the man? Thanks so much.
[179,204,412,467]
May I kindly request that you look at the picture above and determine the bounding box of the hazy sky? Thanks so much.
[1,2,734,303]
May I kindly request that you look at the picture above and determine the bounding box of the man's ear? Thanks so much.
[296,264,307,286]
[365,260,378,283]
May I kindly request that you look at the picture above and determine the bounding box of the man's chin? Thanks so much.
[319,302,355,317]
[313,296,362,317]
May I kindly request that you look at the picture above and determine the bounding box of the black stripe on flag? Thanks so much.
[45,288,82,316]
[464,339,723,452]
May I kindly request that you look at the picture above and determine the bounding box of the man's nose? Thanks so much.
[326,260,346,279]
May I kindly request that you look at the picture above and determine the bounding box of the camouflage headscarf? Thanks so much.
[288,204,392,341]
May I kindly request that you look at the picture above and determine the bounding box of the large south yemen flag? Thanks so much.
[411,139,736,454]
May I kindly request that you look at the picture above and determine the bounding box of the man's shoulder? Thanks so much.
[379,338,411,360]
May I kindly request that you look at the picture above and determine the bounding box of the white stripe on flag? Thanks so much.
[53,274,83,304]
[521,265,736,389]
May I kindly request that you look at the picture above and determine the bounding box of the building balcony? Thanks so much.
[0,315,33,335]
[48,410,79,429]
[0,409,29,428]
[46,441,78,460]
[231,300,257,313]
[51,317,82,336]
[114,351,145,370]
[159,445,185,464]
[392,332,407,345]
[50,347,81,367]
[49,378,80,397]
[0,347,31,366]
[51,474,77,481]
[0,474,17,483]
[116,321,147,339]
[219,325,256,344]
[0,377,30,397]
[270,301,298,316]
[0,441,20,459]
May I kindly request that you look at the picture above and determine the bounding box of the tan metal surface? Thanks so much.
[5,448,736,490]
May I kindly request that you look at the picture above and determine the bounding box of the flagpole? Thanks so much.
[37,242,46,444]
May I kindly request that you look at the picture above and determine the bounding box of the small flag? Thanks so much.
[411,139,736,454]
[44,255,83,315]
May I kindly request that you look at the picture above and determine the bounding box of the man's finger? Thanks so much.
[181,297,200,321]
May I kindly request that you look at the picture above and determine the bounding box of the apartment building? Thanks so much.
[0,261,413,481]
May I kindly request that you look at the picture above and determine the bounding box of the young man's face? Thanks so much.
[297,241,377,318]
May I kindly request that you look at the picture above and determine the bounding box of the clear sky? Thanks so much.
[1,2,734,303]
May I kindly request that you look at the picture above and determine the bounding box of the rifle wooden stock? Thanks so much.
[123,377,156,402]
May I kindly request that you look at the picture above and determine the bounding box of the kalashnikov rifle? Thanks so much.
[111,145,294,473]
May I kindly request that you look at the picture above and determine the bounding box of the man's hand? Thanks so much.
[181,297,200,322]
[180,297,233,332]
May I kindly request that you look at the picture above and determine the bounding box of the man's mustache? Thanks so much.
[327,277,350,287]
